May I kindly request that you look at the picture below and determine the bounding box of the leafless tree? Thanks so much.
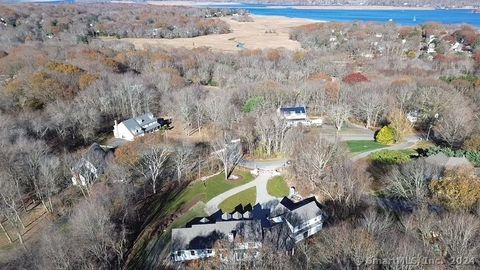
[172,143,194,182]
[433,103,475,147]
[0,172,25,248]
[36,157,61,213]
[212,137,242,180]
[439,212,480,263]
[385,160,436,204]
[352,83,387,129]
[138,145,170,195]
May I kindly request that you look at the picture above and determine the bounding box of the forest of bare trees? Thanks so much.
[0,3,479,270]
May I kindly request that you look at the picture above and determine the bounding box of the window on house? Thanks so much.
[190,250,195,256]
[207,249,212,254]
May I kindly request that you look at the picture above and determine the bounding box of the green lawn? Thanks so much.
[218,187,256,213]
[205,171,254,201]
[267,176,290,198]
[346,140,387,153]
[166,169,254,215]
[124,170,254,269]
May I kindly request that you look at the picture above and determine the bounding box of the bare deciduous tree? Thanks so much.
[212,137,242,180]
[172,143,193,182]
[138,145,170,195]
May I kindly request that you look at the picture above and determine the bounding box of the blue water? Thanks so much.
[208,4,480,26]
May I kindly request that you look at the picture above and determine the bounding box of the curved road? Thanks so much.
[205,131,420,215]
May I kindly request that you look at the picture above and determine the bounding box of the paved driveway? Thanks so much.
[204,170,280,215]
[351,135,421,161]
[239,159,288,170]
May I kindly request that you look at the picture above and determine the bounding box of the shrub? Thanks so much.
[388,110,412,142]
[430,168,480,210]
[342,72,369,84]
[427,147,480,167]
[369,149,415,165]
[243,96,264,113]
[464,135,480,151]
[375,126,396,145]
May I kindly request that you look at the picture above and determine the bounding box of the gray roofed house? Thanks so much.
[113,112,162,141]
[273,197,326,242]
[71,143,114,186]
[171,219,263,262]
[425,153,474,170]
[171,197,326,263]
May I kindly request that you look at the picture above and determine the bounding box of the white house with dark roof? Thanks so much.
[171,197,326,263]
[278,106,322,127]
[270,197,325,242]
[113,112,162,141]
[278,106,308,127]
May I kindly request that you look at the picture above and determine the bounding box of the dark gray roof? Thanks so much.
[425,153,473,169]
[172,219,262,250]
[279,197,325,228]
[279,106,306,114]
[73,143,114,176]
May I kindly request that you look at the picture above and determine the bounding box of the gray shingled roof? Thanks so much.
[425,153,473,169]
[121,118,143,136]
[121,112,161,135]
[172,219,262,250]
[279,197,325,228]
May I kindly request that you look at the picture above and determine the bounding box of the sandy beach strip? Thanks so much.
[118,15,317,52]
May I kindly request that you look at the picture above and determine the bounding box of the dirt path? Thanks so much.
[120,16,317,52]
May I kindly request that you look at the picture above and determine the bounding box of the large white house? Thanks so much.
[113,112,162,141]
[269,197,325,242]
[278,106,322,127]
[171,197,326,263]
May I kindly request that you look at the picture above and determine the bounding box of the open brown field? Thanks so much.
[120,16,320,52]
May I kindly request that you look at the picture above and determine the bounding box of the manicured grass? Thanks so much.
[124,170,254,269]
[267,176,290,198]
[346,140,387,153]
[166,169,254,214]
[218,187,256,213]
[170,202,207,229]
[205,171,254,201]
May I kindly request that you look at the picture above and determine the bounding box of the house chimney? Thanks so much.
[113,120,118,138]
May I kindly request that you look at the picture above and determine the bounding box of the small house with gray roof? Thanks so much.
[113,112,162,141]
[71,143,114,186]
[425,153,474,170]
[171,197,326,263]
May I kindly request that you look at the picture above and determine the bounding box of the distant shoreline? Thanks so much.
[146,1,241,6]
[145,2,436,10]
[267,5,435,11]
